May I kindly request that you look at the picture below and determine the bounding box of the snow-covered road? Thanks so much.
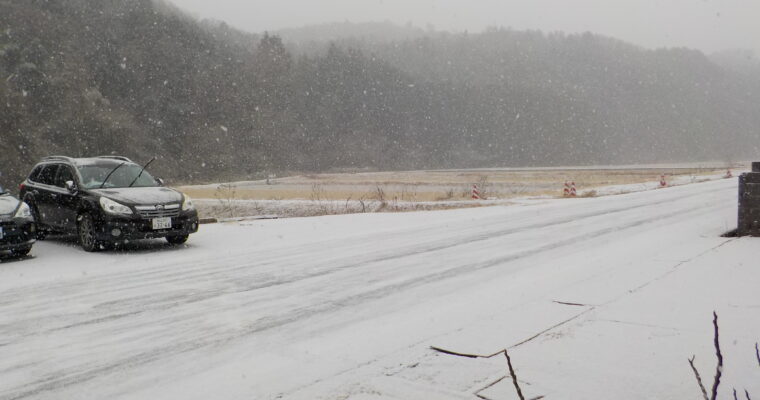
[1,178,758,399]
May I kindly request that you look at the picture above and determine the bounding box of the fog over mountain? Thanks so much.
[1,0,759,185]
[169,0,760,56]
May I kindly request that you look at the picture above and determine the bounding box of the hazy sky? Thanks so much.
[167,0,759,55]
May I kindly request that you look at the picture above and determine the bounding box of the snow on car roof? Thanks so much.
[73,158,136,167]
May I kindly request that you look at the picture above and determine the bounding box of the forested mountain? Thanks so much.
[1,0,758,186]
[276,21,429,56]
[710,49,760,76]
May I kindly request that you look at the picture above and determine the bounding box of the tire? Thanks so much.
[78,213,100,252]
[166,235,189,245]
[11,246,32,257]
[35,230,48,241]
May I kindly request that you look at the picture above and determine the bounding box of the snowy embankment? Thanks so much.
[0,177,757,400]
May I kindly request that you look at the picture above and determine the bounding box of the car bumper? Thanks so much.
[94,211,199,242]
[0,220,36,251]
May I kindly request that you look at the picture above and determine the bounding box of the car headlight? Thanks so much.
[100,197,133,215]
[14,202,32,219]
[182,195,195,211]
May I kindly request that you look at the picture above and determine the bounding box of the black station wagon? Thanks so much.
[20,156,199,252]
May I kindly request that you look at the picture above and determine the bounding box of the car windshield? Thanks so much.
[78,164,159,189]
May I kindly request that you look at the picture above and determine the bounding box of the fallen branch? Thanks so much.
[504,349,526,400]
[430,346,527,400]
[552,300,590,307]
[756,343,759,367]
[474,376,506,399]
[429,346,503,359]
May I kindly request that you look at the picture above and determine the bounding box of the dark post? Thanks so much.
[738,162,760,236]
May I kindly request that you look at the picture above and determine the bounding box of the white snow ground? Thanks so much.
[0,178,758,400]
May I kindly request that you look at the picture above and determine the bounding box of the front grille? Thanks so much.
[0,221,33,243]
[135,204,180,219]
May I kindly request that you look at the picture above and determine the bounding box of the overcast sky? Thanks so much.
[167,0,759,55]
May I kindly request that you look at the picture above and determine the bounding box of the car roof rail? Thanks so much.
[42,155,75,163]
[96,156,133,162]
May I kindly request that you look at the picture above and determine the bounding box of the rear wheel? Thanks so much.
[166,235,189,245]
[78,214,100,252]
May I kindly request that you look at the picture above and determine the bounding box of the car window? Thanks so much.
[55,166,76,188]
[78,164,159,189]
[28,165,44,183]
[36,165,59,186]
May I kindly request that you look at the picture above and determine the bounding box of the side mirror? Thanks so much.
[156,178,165,186]
[65,180,77,193]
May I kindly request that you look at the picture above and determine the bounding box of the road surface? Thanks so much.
[1,178,758,399]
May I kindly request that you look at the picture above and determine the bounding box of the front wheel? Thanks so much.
[78,214,100,252]
[35,230,48,241]
[11,246,32,257]
[166,235,189,245]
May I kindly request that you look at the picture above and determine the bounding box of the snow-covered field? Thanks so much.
[1,177,758,399]
[180,164,739,206]
[192,169,737,219]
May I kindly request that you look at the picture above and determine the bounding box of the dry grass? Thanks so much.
[180,166,732,203]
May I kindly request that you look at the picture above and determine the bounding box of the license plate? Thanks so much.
[152,217,172,230]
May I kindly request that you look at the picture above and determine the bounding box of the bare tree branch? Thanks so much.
[746,389,753,400]
[755,343,759,368]
[689,356,709,400]
[711,312,723,400]
[735,389,740,400]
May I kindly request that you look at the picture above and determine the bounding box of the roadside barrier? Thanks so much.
[472,184,481,200]
[563,182,577,197]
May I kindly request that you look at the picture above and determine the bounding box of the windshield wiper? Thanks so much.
[100,162,126,189]
[129,157,156,187]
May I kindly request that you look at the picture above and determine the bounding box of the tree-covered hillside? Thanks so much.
[1,0,758,186]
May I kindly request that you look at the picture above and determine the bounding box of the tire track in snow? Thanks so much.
[0,184,727,352]
[0,183,728,318]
